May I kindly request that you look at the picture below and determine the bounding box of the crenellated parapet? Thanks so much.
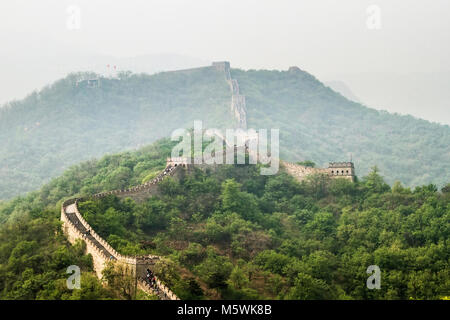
[282,161,356,182]
[61,203,115,278]
[282,161,328,182]
[91,164,180,202]
[61,164,182,300]
[327,162,355,181]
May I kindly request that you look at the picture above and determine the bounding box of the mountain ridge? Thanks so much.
[0,62,449,199]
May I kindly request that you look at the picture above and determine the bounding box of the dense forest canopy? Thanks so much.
[0,139,178,299]
[0,138,448,300]
[233,68,450,188]
[0,67,233,200]
[1,66,449,199]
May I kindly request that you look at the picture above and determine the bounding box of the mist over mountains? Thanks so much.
[328,72,450,125]
[0,52,210,106]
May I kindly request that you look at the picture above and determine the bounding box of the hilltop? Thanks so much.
[1,62,449,199]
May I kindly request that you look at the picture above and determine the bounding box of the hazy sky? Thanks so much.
[1,0,449,123]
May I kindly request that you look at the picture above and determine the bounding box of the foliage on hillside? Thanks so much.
[0,213,115,299]
[0,139,176,299]
[0,68,232,199]
[233,68,450,188]
[1,66,450,200]
[78,161,449,299]
[0,137,448,300]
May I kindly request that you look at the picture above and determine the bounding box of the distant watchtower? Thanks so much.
[327,162,355,181]
[212,61,231,80]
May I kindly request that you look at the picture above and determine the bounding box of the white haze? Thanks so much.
[0,0,449,124]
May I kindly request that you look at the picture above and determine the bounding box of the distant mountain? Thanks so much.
[232,67,449,187]
[330,72,450,125]
[324,81,361,103]
[0,63,449,199]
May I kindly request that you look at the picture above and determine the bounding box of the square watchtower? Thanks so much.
[327,162,355,181]
[212,61,231,79]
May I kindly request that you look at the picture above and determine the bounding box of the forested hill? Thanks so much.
[0,67,233,199]
[232,67,450,188]
[0,138,448,299]
[1,64,449,199]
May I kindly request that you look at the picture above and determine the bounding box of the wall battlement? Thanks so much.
[89,164,180,203]
[61,165,181,300]
[282,161,355,182]
[327,162,355,180]
[328,162,354,168]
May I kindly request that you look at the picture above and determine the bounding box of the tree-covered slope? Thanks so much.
[233,67,450,188]
[0,67,233,199]
[1,65,449,199]
[0,139,177,299]
[77,162,449,300]
[1,138,447,300]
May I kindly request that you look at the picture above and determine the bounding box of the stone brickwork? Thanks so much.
[327,162,355,181]
[282,161,355,182]
[61,165,181,300]
[282,161,328,182]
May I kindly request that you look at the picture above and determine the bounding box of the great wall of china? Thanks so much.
[63,62,245,300]
[61,164,183,300]
[61,158,354,300]
[282,161,355,182]
[81,62,248,128]
[212,61,248,130]
[62,62,354,300]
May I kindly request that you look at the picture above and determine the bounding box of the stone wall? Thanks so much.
[281,161,328,182]
[231,94,247,129]
[282,161,355,182]
[327,162,355,181]
[212,61,248,130]
[61,204,112,278]
[90,164,180,203]
[60,165,181,300]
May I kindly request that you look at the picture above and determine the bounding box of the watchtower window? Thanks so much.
[331,170,334,174]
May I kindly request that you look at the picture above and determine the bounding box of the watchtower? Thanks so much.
[327,162,355,181]
[212,61,231,80]
[166,157,189,167]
